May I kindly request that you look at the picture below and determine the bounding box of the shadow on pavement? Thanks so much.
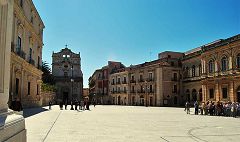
[23,107,48,118]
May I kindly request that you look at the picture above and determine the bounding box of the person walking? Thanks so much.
[194,101,199,115]
[65,101,68,110]
[186,101,190,114]
[75,100,78,110]
[49,101,52,110]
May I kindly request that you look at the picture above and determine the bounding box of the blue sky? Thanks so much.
[33,0,240,87]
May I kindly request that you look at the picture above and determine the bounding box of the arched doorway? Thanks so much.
[132,96,135,105]
[118,96,121,105]
[186,89,190,102]
[150,97,153,106]
[237,86,240,103]
[62,87,70,104]
[199,89,202,102]
[192,89,197,102]
[174,96,178,105]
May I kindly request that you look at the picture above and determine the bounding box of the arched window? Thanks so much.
[199,64,202,76]
[209,60,214,73]
[237,54,240,68]
[221,56,228,71]
[186,67,189,77]
[192,65,196,77]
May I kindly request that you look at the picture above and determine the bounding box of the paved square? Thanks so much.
[24,106,240,142]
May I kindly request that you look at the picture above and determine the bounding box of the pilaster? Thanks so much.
[229,81,234,102]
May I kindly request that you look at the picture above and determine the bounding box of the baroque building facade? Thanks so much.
[9,0,44,108]
[52,47,83,104]
[106,34,240,107]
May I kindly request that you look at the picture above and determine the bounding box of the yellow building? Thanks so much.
[9,0,44,108]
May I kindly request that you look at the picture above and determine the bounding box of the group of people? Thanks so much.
[48,99,96,111]
[185,100,240,118]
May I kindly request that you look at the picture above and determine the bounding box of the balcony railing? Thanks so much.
[147,78,154,82]
[130,80,136,83]
[16,50,26,60]
[122,81,127,84]
[116,81,121,84]
[29,58,35,66]
[111,82,115,85]
[138,79,144,82]
[130,90,136,93]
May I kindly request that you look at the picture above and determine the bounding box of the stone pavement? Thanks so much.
[24,105,240,142]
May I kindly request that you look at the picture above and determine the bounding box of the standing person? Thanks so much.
[186,101,190,114]
[75,100,78,110]
[49,101,52,110]
[65,101,68,110]
[93,99,96,107]
[194,101,199,115]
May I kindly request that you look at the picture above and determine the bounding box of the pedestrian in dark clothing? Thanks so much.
[49,101,52,110]
[194,101,199,115]
[65,101,68,110]
[75,100,78,110]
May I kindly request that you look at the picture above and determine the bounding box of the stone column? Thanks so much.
[229,81,234,102]
[202,84,207,102]
[215,82,220,101]
[0,0,26,141]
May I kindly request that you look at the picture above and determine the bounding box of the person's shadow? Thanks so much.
[23,107,48,118]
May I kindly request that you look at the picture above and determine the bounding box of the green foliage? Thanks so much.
[42,61,55,85]
[41,83,56,92]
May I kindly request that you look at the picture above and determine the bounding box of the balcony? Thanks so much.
[15,50,26,60]
[171,78,179,81]
[130,90,136,93]
[138,79,144,82]
[111,82,115,85]
[116,81,121,85]
[122,81,127,84]
[29,58,35,66]
[130,80,136,83]
[146,78,154,82]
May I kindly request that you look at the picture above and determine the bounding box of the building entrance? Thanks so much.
[63,92,69,104]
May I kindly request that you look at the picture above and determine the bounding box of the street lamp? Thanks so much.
[70,65,74,110]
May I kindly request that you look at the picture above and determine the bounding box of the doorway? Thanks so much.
[63,92,69,104]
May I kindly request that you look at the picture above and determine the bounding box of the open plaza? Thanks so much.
[25,105,240,142]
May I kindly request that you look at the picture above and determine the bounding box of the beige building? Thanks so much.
[9,0,45,108]
[110,68,129,105]
[109,52,183,107]
[201,35,240,103]
[108,34,240,106]
[52,47,83,103]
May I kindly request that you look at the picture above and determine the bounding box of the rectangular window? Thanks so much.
[64,72,68,77]
[123,77,126,83]
[222,88,228,99]
[173,85,177,93]
[118,78,120,84]
[28,82,31,95]
[17,36,21,52]
[29,48,32,60]
[131,75,134,81]
[16,78,19,95]
[132,86,135,92]
[112,79,115,84]
[20,0,23,7]
[37,84,39,95]
[149,72,153,80]
[173,73,177,81]
[209,88,214,99]
[124,87,126,93]
[38,56,40,69]
[150,85,153,93]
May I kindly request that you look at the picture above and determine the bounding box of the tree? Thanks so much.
[42,61,55,85]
